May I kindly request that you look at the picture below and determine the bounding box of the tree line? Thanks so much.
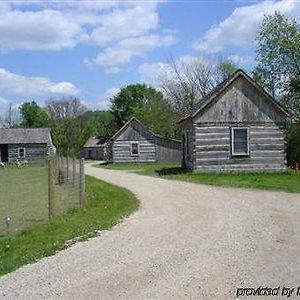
[0,12,299,164]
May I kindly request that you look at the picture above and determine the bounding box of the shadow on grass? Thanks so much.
[98,161,113,166]
[154,167,189,176]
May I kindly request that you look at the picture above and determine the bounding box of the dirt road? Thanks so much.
[1,165,300,299]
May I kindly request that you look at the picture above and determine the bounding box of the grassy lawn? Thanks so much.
[164,171,300,194]
[0,164,48,237]
[0,164,81,237]
[0,175,139,276]
[97,162,300,194]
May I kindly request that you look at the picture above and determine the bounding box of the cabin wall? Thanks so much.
[113,140,156,162]
[155,137,181,163]
[194,77,286,124]
[7,143,47,162]
[84,147,105,160]
[112,122,156,162]
[193,123,286,172]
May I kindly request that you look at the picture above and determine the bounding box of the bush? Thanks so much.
[286,123,300,167]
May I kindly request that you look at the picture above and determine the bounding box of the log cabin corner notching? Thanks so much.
[178,69,289,172]
[0,128,55,162]
[109,117,181,163]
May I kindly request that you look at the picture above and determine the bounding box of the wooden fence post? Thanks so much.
[66,156,69,182]
[47,159,54,220]
[79,158,85,205]
[72,157,76,186]
[296,162,299,174]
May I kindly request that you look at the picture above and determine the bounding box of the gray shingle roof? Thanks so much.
[0,128,52,144]
[84,136,110,148]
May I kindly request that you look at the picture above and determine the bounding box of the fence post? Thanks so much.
[47,158,54,220]
[66,156,69,182]
[72,157,76,186]
[79,158,85,205]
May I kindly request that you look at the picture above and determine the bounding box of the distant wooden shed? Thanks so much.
[109,117,181,163]
[83,136,110,160]
[178,69,289,172]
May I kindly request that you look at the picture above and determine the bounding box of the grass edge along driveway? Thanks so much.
[97,162,300,194]
[0,175,139,276]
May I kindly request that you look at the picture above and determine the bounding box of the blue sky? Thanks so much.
[0,0,299,113]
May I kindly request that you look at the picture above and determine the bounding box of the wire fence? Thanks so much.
[0,157,85,238]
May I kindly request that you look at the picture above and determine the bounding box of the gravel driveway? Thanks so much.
[1,164,300,299]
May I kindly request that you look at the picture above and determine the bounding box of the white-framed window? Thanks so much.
[18,147,26,158]
[130,142,139,156]
[231,127,250,156]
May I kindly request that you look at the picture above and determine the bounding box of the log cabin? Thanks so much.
[109,117,181,163]
[177,69,289,172]
[0,128,55,162]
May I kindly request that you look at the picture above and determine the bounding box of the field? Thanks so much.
[0,163,80,237]
[97,162,300,194]
[0,175,139,275]
[0,164,48,237]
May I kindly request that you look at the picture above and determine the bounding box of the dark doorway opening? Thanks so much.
[0,144,8,162]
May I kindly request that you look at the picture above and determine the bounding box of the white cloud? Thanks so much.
[92,34,175,72]
[228,54,254,65]
[0,9,87,51]
[195,0,300,53]
[97,87,120,110]
[0,1,171,72]
[0,96,9,106]
[89,6,159,46]
[138,62,171,86]
[0,68,79,96]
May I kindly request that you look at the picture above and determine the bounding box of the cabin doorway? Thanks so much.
[0,144,8,162]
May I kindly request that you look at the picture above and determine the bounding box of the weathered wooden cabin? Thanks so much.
[178,69,289,172]
[82,136,110,160]
[0,128,55,162]
[109,117,181,163]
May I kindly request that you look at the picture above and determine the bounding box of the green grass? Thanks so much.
[164,171,300,193]
[0,175,139,276]
[0,164,81,237]
[0,164,49,236]
[97,162,300,194]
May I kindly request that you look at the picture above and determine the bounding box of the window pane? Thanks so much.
[131,143,139,155]
[233,129,248,154]
[19,148,25,158]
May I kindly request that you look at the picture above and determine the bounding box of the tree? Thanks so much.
[0,103,19,128]
[45,97,87,155]
[80,111,116,137]
[19,101,50,128]
[160,57,238,116]
[111,84,164,127]
[132,95,175,138]
[46,97,86,120]
[110,84,177,137]
[253,12,300,105]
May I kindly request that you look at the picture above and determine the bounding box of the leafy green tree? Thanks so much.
[253,12,300,100]
[216,59,238,81]
[286,124,300,167]
[133,96,175,138]
[19,101,50,127]
[111,84,177,137]
[111,84,164,127]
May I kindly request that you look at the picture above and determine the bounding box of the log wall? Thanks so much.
[193,124,286,172]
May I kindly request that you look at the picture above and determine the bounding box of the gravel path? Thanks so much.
[1,164,300,299]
